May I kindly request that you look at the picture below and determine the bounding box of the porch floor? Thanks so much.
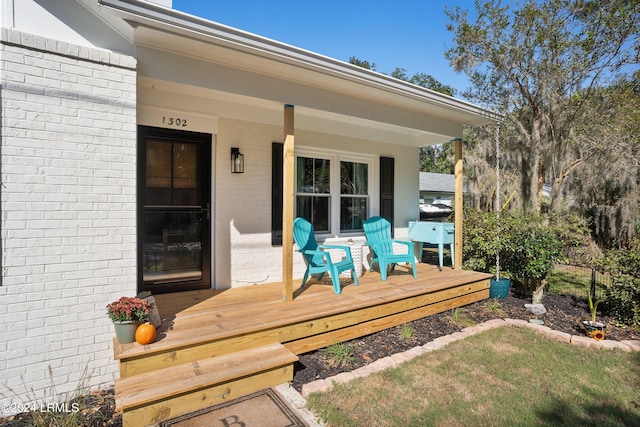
[113,263,491,426]
[114,263,491,366]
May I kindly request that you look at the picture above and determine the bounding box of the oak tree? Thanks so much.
[445,0,639,212]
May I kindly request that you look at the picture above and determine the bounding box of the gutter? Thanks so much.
[97,0,500,123]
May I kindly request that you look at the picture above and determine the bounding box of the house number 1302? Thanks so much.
[162,116,188,127]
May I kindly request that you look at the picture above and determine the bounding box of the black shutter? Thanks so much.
[271,142,284,245]
[380,156,395,235]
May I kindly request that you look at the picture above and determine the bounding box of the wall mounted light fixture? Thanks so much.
[231,147,244,173]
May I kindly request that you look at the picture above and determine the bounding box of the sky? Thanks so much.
[171,0,477,95]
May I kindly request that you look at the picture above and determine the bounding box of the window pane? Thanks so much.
[341,197,368,231]
[297,157,330,193]
[296,195,330,232]
[341,161,368,195]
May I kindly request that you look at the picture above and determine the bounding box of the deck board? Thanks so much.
[115,264,490,425]
[116,343,297,410]
[114,264,490,362]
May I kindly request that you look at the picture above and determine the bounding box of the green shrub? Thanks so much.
[502,222,562,295]
[462,209,502,275]
[600,239,640,329]
[463,209,563,295]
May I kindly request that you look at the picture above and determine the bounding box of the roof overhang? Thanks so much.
[97,0,500,145]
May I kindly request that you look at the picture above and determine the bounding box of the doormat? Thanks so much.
[158,388,309,427]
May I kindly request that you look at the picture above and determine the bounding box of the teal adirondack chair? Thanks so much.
[363,216,417,281]
[293,217,359,294]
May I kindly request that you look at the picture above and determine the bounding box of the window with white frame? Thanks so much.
[296,151,373,235]
[296,156,331,232]
[340,160,368,232]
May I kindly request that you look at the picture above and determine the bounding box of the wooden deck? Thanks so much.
[114,263,491,426]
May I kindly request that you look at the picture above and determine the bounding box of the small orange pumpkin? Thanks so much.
[135,322,156,345]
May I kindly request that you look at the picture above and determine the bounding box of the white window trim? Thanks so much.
[295,148,378,238]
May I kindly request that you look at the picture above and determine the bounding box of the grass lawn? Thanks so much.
[306,327,640,427]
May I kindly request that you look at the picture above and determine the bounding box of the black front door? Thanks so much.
[138,126,211,293]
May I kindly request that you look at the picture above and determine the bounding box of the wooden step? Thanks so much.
[116,343,298,427]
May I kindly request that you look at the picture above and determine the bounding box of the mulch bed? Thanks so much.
[2,293,638,426]
[290,293,640,391]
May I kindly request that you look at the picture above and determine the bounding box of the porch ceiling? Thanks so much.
[99,0,499,146]
[138,76,450,147]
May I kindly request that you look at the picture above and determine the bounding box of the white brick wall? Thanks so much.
[214,119,296,287]
[0,28,137,414]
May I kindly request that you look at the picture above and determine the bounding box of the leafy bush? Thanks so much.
[502,221,562,295]
[462,209,502,275]
[463,209,563,295]
[463,208,639,327]
[600,239,640,329]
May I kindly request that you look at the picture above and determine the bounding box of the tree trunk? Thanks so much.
[549,158,584,212]
[518,113,545,212]
[537,158,544,213]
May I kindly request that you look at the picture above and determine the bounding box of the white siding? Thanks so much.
[0,28,137,413]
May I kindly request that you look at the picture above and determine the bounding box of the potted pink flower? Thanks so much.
[106,296,150,344]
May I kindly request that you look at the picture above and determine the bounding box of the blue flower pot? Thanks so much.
[489,278,511,299]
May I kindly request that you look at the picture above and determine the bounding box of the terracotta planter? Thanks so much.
[582,320,606,341]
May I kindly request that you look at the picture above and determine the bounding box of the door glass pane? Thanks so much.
[172,143,200,206]
[142,211,203,283]
[146,140,201,206]
[173,143,197,189]
[146,139,172,205]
